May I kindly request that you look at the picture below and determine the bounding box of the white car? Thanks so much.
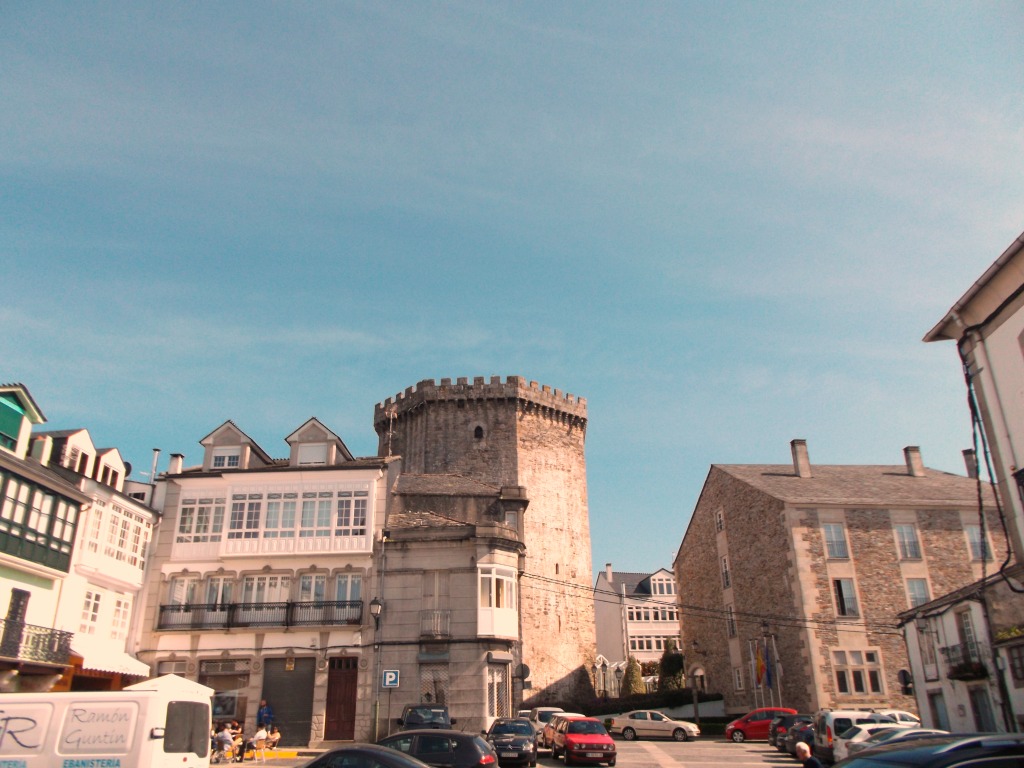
[876,709,922,727]
[833,724,902,762]
[608,710,700,742]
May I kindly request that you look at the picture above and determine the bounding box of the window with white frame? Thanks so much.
[87,501,104,552]
[895,524,922,559]
[823,523,849,559]
[297,444,328,465]
[80,591,102,634]
[907,578,930,608]
[336,573,362,602]
[241,574,290,603]
[651,576,674,595]
[715,510,724,533]
[335,492,368,536]
[721,556,731,589]
[169,576,199,605]
[178,497,225,543]
[300,493,332,538]
[229,494,262,539]
[727,605,737,638]
[111,597,131,640]
[733,667,744,690]
[833,578,859,617]
[299,573,327,602]
[205,576,233,606]
[264,493,297,538]
[479,567,517,610]
[833,649,883,695]
[965,524,992,561]
[212,448,240,469]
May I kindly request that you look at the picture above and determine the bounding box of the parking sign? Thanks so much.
[382,669,400,688]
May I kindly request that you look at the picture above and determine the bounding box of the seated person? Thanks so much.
[266,726,281,749]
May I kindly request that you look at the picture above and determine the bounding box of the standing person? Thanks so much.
[256,698,274,727]
[796,742,824,768]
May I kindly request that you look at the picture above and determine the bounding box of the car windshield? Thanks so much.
[405,707,448,724]
[568,721,606,735]
[491,722,533,735]
[864,730,911,744]
[538,712,560,723]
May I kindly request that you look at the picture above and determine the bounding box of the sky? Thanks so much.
[3,2,1024,578]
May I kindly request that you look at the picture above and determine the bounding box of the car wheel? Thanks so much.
[622,728,637,741]
[672,729,688,742]
[731,730,746,743]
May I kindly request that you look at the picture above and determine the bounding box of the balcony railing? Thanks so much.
[0,619,73,665]
[941,641,988,680]
[420,609,451,638]
[157,600,363,630]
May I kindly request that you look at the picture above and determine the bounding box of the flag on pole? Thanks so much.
[755,640,766,686]
[764,638,773,689]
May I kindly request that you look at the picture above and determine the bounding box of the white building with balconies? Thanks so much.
[136,418,397,746]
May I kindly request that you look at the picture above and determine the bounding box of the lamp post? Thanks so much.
[591,662,599,693]
[370,597,384,740]
[615,666,624,698]
[601,660,608,699]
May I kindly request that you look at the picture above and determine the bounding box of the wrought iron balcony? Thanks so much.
[157,600,363,630]
[0,619,73,665]
[940,641,988,681]
[420,609,451,638]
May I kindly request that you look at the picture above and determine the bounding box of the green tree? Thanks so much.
[657,639,685,692]
[620,656,645,696]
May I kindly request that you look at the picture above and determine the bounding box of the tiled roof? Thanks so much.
[715,464,995,507]
[395,474,500,497]
[388,509,473,530]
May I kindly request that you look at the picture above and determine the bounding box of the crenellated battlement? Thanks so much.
[373,376,587,427]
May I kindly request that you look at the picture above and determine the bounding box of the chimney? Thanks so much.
[904,446,925,477]
[168,453,184,475]
[962,449,978,479]
[605,563,613,583]
[791,439,811,478]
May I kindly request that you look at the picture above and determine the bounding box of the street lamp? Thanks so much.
[370,597,385,741]
[601,660,608,699]
[614,666,624,697]
[370,597,383,630]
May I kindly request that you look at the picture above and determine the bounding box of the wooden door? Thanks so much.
[325,656,358,740]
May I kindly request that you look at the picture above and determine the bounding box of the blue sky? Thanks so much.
[3,2,1024,577]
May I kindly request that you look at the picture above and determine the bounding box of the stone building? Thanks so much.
[674,439,1004,715]
[136,418,396,745]
[372,376,596,725]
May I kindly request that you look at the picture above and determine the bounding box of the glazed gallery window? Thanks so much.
[178,497,226,543]
[823,524,849,559]
[479,567,517,610]
[111,597,131,641]
[300,493,332,538]
[833,578,859,617]
[264,494,297,538]
[229,495,261,539]
[335,492,368,537]
[834,649,883,695]
[894,524,922,560]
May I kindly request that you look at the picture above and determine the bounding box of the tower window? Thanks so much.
[474,426,484,439]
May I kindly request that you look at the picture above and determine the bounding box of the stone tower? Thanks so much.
[373,376,595,702]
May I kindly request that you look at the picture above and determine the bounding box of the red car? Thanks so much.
[551,717,616,766]
[725,707,797,743]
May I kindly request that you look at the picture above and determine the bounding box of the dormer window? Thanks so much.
[297,444,328,466]
[212,449,241,469]
[0,394,24,451]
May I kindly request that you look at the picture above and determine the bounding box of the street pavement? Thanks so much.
[255,738,798,768]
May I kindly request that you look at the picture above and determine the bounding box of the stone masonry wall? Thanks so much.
[374,377,594,703]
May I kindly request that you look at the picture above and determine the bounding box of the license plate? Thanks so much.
[501,753,518,758]
[585,753,604,758]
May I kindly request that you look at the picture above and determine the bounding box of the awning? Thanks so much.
[72,637,150,677]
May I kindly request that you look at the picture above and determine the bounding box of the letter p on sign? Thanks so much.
[382,670,400,688]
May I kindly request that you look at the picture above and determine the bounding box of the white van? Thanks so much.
[813,709,896,763]
[0,674,213,767]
